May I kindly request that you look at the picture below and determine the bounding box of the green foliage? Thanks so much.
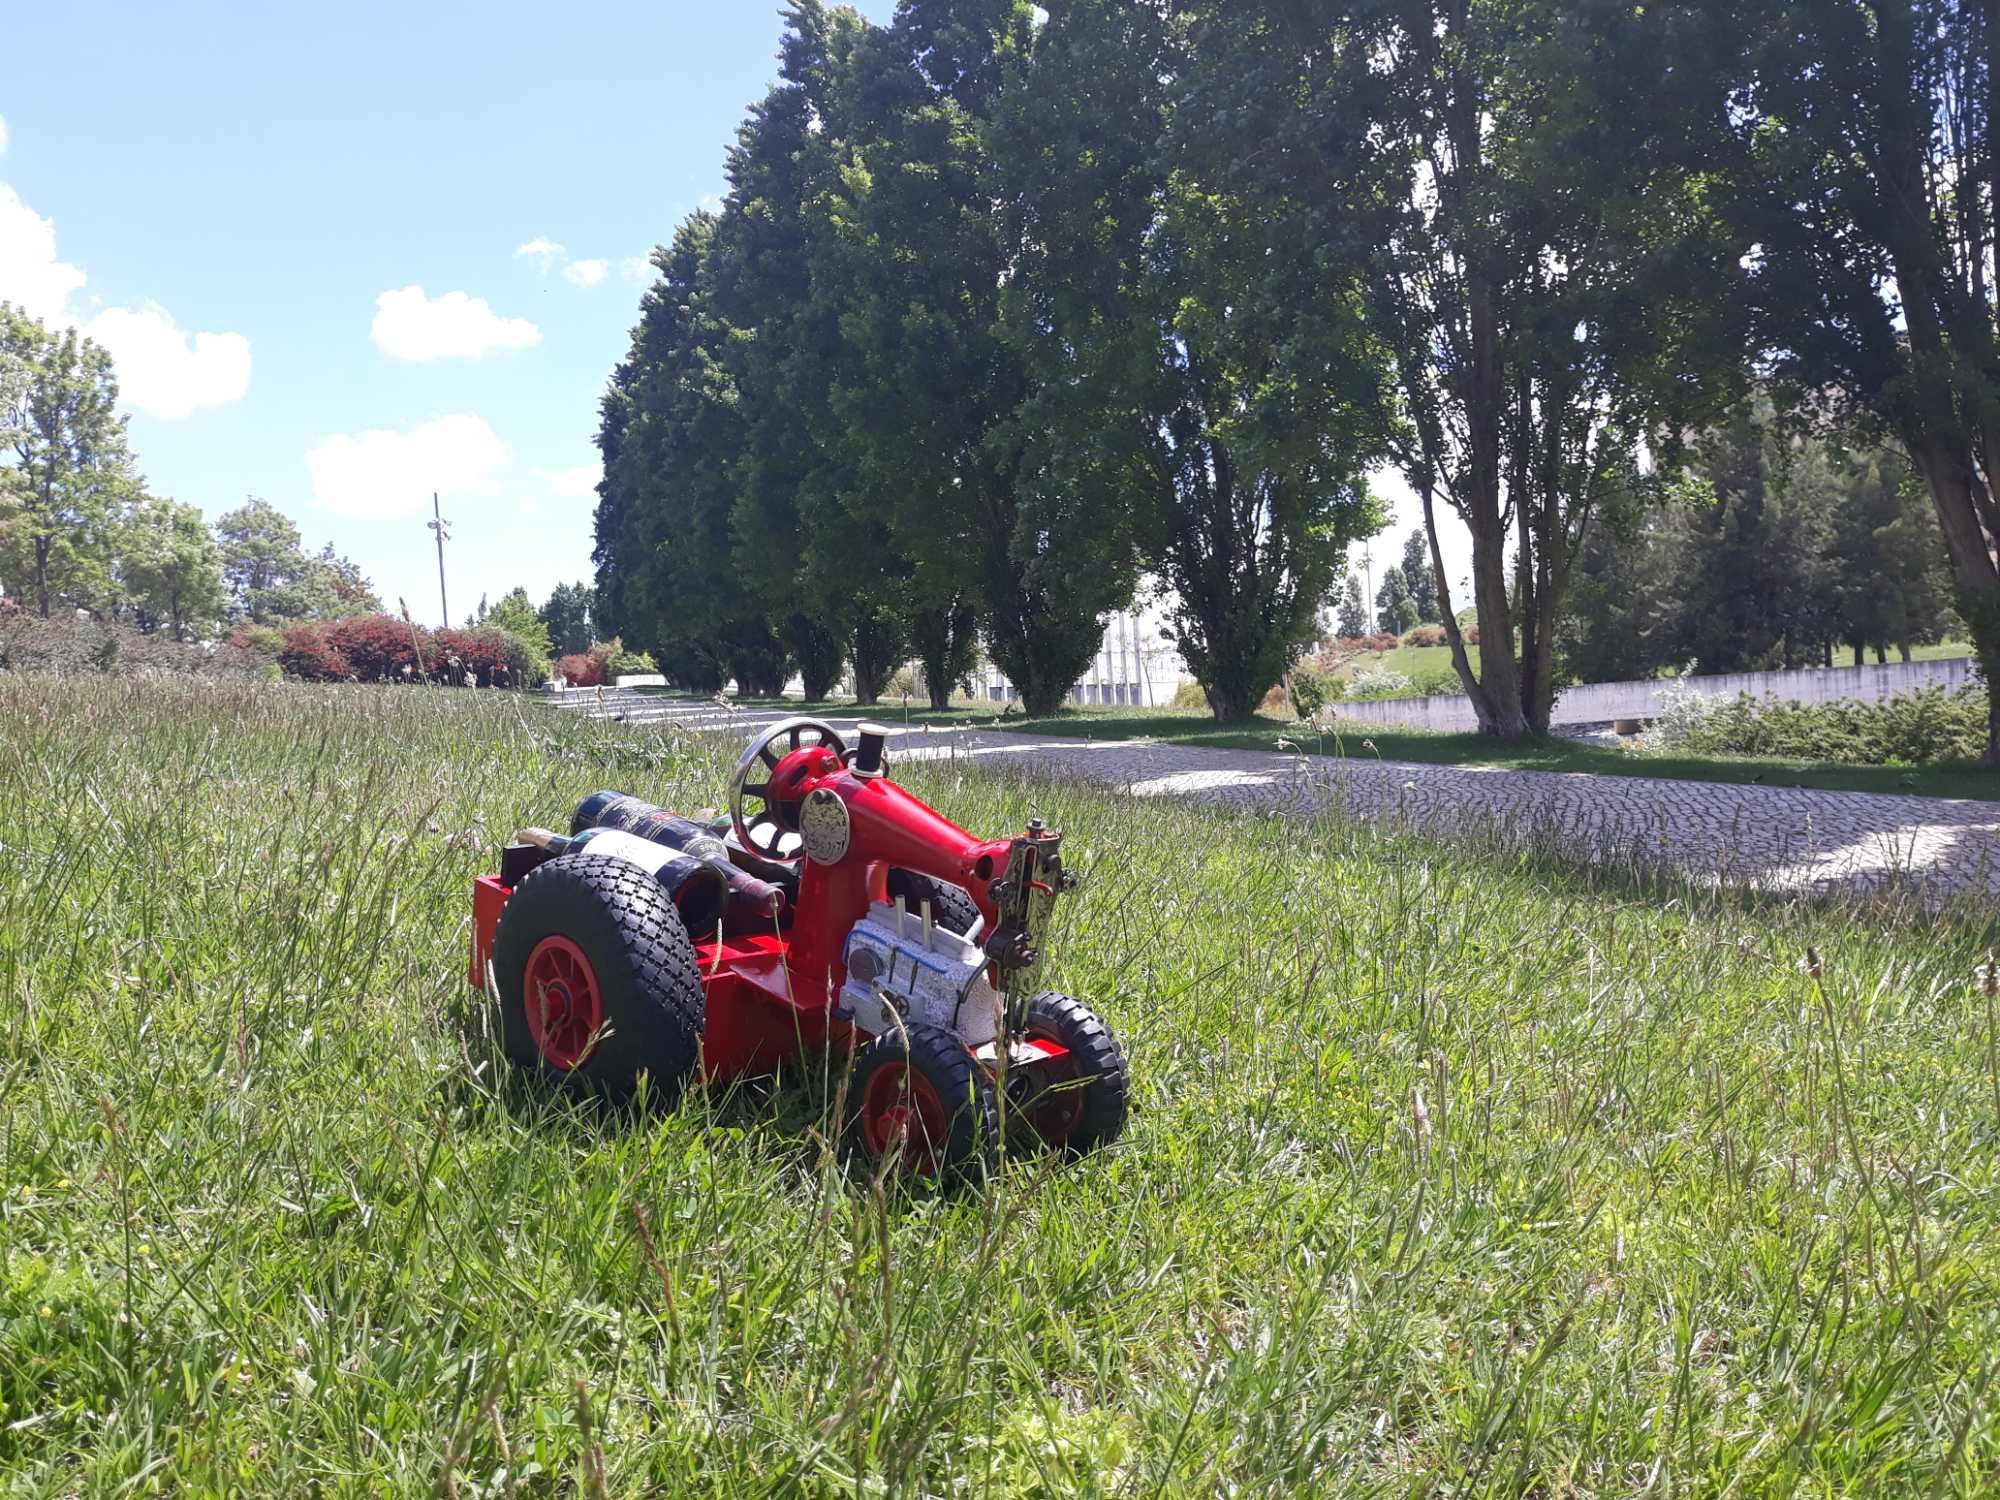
[476,587,553,680]
[115,497,228,642]
[1399,529,1441,624]
[606,641,658,677]
[0,305,136,617]
[1672,686,1989,767]
[1179,1,1748,736]
[1727,0,2000,756]
[212,498,378,626]
[1286,664,1343,717]
[538,580,594,656]
[1559,407,1957,685]
[1335,574,1368,640]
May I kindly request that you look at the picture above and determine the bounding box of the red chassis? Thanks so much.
[469,717,1128,1179]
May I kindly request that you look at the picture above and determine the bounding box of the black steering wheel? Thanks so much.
[728,717,849,864]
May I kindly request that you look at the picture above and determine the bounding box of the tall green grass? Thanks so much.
[2,677,1997,1495]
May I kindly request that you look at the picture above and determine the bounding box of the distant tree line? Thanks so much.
[593,1,1383,719]
[570,0,2000,757]
[1,304,379,640]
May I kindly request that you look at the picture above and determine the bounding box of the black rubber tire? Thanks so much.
[491,853,706,1104]
[846,1022,999,1184]
[1011,992,1129,1158]
[885,869,980,937]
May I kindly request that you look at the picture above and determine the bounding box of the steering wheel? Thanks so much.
[729,717,849,864]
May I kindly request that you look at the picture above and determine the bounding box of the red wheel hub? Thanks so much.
[861,1062,949,1175]
[523,935,602,1070]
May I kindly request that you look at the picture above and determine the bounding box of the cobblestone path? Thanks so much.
[552,691,2000,899]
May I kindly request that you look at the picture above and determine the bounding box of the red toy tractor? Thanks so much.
[468,718,1128,1180]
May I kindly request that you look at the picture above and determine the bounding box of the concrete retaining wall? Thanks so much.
[1329,655,1977,734]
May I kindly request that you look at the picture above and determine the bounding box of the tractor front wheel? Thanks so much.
[1010,992,1128,1158]
[848,1024,998,1185]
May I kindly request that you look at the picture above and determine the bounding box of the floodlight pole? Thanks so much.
[427,492,451,627]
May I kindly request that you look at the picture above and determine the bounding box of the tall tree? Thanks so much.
[819,0,1149,714]
[0,306,134,617]
[214,497,305,623]
[1730,0,2000,757]
[710,2,910,704]
[1335,573,1369,639]
[1399,528,1440,624]
[1185,1,1746,737]
[1374,563,1412,633]
[538,580,594,656]
[120,496,227,641]
[1151,9,1388,719]
[594,215,749,694]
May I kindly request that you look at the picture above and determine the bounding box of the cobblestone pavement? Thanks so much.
[554,691,2000,899]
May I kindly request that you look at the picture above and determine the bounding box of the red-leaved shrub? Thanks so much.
[559,652,604,687]
[1403,624,1448,648]
[278,623,354,682]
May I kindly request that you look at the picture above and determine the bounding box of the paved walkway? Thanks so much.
[549,691,2000,900]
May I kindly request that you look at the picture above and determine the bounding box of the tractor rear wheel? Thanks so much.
[492,853,706,1104]
[885,869,980,936]
[848,1023,998,1184]
[1009,992,1128,1158]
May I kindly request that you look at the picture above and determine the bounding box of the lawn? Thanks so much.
[4,678,1998,1493]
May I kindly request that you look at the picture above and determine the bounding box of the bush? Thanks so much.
[1346,668,1415,700]
[1366,632,1400,653]
[0,611,267,679]
[1171,680,1208,711]
[278,623,353,682]
[1407,668,1463,697]
[1664,685,1988,765]
[558,653,603,687]
[1287,664,1344,717]
[226,624,285,659]
[1402,624,1449,649]
[327,615,424,681]
[608,644,659,676]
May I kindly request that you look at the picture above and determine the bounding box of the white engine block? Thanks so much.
[839,898,1000,1047]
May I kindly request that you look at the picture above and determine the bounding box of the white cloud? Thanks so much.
[0,184,84,324]
[0,182,250,420]
[513,236,565,274]
[0,116,10,156]
[305,414,512,520]
[538,461,601,499]
[89,302,251,421]
[561,258,608,288]
[370,284,540,362]
[619,254,654,286]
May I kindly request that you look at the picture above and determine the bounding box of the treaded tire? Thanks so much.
[885,869,981,936]
[492,853,706,1104]
[1012,992,1128,1158]
[847,1022,998,1185]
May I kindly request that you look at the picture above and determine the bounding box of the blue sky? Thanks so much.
[1,0,1458,631]
[0,1,894,625]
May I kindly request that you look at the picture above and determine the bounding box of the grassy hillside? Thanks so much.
[3,678,1997,1493]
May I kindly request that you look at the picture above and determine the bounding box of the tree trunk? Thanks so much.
[1205,680,1259,723]
[851,614,900,706]
[34,534,51,618]
[1421,481,1494,735]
